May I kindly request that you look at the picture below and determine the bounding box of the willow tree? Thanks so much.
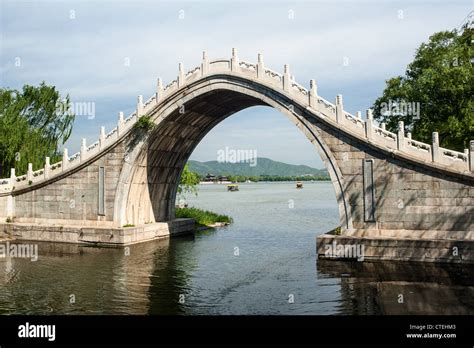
[372,24,473,151]
[178,164,200,198]
[0,83,75,177]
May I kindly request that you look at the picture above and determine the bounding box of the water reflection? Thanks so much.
[146,234,197,315]
[0,239,174,315]
[317,259,474,315]
[2,239,474,315]
[1,183,472,315]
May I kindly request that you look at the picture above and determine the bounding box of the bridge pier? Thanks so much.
[0,219,194,246]
[317,232,474,264]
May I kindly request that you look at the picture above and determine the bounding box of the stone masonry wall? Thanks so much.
[305,117,474,234]
[12,143,126,225]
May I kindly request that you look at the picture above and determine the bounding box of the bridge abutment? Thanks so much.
[0,219,194,246]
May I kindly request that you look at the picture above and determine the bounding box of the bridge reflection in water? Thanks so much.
[317,260,474,315]
[0,238,195,315]
[1,236,474,315]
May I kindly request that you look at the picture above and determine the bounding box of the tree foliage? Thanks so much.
[0,83,75,177]
[227,174,330,182]
[372,25,473,151]
[178,164,200,197]
[133,115,155,132]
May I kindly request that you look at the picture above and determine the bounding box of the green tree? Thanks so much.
[178,164,200,198]
[372,25,473,151]
[0,83,74,177]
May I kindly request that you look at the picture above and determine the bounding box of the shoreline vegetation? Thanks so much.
[176,207,233,229]
[219,175,330,183]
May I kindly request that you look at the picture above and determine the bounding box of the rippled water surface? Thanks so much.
[0,182,473,315]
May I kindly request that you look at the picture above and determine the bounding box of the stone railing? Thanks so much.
[1,49,472,192]
[404,134,432,162]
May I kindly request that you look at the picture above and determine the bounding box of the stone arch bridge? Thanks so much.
[1,49,473,247]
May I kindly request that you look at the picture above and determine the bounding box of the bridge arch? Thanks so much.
[3,50,472,242]
[114,75,353,231]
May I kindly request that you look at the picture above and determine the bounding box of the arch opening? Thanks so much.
[115,81,353,231]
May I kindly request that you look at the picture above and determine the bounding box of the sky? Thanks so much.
[0,0,471,168]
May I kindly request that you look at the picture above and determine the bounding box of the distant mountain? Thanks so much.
[188,158,328,177]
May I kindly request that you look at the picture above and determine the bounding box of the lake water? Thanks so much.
[0,182,473,315]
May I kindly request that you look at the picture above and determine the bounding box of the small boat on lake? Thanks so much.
[227,184,239,192]
[296,181,303,189]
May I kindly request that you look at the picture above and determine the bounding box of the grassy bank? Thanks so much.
[176,207,233,227]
